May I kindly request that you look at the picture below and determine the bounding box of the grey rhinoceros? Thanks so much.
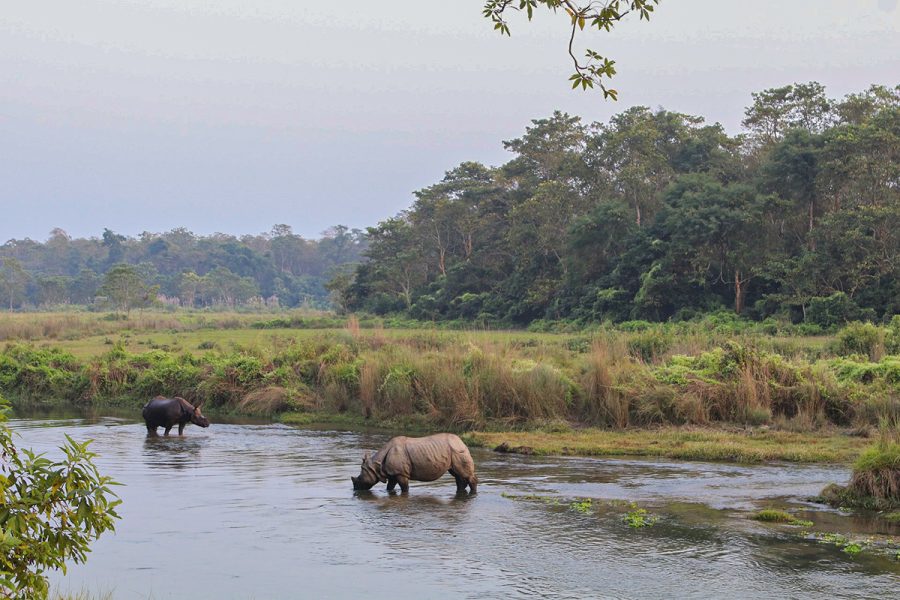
[351,433,478,494]
[142,396,210,436]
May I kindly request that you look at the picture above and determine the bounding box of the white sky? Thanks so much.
[2,0,898,242]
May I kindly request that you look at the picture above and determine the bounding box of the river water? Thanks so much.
[9,414,899,599]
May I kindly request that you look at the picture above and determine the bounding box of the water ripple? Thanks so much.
[9,415,898,599]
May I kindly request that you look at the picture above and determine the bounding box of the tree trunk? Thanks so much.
[734,270,746,315]
[808,199,816,250]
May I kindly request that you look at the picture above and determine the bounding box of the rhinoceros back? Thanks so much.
[142,396,184,428]
[382,433,475,482]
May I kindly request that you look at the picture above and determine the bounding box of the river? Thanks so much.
[9,413,900,599]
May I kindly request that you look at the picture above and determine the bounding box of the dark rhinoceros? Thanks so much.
[351,433,477,494]
[142,396,209,436]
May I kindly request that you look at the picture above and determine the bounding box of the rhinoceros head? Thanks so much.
[351,452,383,490]
[182,398,210,428]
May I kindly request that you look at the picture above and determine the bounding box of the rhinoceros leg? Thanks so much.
[178,422,186,435]
[386,476,397,492]
[164,425,173,436]
[396,475,410,493]
[452,473,467,493]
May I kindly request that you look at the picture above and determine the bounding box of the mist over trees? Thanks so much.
[0,225,367,310]
[334,83,899,327]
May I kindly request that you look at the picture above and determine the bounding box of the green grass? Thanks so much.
[467,428,872,463]
[2,310,898,466]
[854,441,900,471]
[751,509,813,527]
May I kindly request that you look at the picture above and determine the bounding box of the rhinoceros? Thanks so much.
[351,433,478,494]
[142,396,210,435]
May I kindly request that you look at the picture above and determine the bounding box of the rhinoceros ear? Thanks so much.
[362,452,369,465]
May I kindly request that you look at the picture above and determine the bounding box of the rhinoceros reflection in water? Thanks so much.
[351,433,478,494]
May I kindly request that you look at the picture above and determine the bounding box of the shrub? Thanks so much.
[834,322,884,360]
[626,329,672,363]
[0,394,120,598]
[848,440,900,504]
[886,315,900,355]
[807,292,874,327]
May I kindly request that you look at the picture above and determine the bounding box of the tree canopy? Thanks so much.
[335,83,900,327]
[0,226,368,311]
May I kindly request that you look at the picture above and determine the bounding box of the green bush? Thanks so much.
[0,394,121,598]
[807,293,874,327]
[886,315,900,355]
[626,329,672,363]
[834,322,883,359]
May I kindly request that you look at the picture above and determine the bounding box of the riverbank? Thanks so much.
[464,427,874,463]
[2,312,898,465]
[277,412,874,463]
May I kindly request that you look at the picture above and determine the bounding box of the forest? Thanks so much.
[2,82,897,329]
[333,82,899,328]
[0,224,367,310]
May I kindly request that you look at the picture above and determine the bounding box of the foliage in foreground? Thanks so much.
[0,394,120,599]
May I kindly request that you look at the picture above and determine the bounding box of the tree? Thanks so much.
[98,263,156,314]
[0,394,120,598]
[101,228,127,266]
[483,0,661,97]
[177,271,203,308]
[742,82,833,148]
[587,107,689,226]
[36,276,71,307]
[359,218,426,310]
[760,129,822,246]
[657,174,773,314]
[0,258,28,311]
[202,267,259,308]
[835,84,900,126]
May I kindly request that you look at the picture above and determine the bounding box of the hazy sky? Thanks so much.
[2,0,898,242]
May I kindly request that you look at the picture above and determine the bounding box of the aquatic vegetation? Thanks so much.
[820,437,900,510]
[751,509,813,527]
[569,498,593,513]
[842,542,863,555]
[623,503,658,528]
[814,533,869,556]
[850,440,900,499]
[500,492,561,506]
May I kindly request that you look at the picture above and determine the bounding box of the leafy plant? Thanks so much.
[623,503,658,528]
[0,394,121,598]
[569,498,592,513]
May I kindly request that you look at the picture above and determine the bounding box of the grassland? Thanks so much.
[466,428,872,463]
[2,310,898,464]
